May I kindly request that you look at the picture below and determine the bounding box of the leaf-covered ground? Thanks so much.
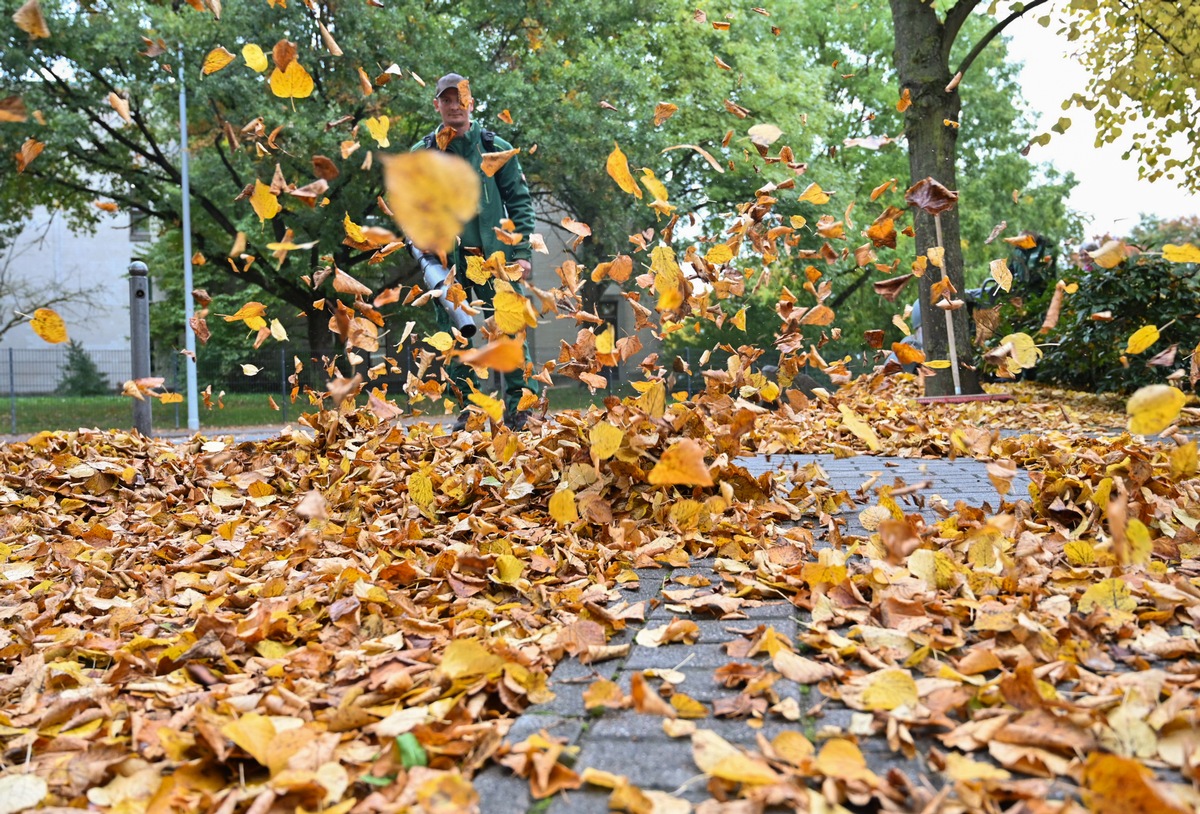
[1,375,1198,813]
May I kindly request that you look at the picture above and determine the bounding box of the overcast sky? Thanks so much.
[1003,14,1197,241]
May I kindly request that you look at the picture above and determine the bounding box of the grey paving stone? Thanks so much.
[505,711,586,745]
[473,768,536,814]
[571,735,704,791]
[625,642,739,671]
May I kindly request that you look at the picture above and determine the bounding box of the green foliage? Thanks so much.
[1014,254,1200,394]
[56,339,110,396]
[1058,0,1200,190]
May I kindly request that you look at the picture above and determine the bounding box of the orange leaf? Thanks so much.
[14,137,44,173]
[648,439,713,487]
[201,46,236,75]
[13,0,50,39]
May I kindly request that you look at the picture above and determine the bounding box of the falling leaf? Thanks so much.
[30,307,67,343]
[270,61,315,99]
[1089,239,1127,269]
[241,364,260,376]
[249,179,281,221]
[1125,325,1160,355]
[1126,384,1186,435]
[242,43,268,72]
[481,148,520,178]
[589,422,624,460]
[364,115,390,147]
[12,0,50,39]
[493,289,535,334]
[798,182,831,205]
[990,258,1012,292]
[653,102,678,126]
[14,137,43,173]
[606,142,642,199]
[0,95,28,122]
[549,488,578,525]
[896,87,911,112]
[201,46,236,75]
[382,152,480,254]
[904,177,958,215]
[1162,243,1200,263]
[660,144,724,173]
[107,92,131,123]
[459,337,526,372]
[747,123,783,146]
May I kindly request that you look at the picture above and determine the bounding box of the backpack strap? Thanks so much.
[481,128,496,152]
[422,133,435,149]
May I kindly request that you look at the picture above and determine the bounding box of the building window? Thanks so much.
[130,211,153,243]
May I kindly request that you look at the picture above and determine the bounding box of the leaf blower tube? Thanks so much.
[409,244,477,339]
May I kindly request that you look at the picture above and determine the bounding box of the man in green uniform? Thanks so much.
[413,72,540,431]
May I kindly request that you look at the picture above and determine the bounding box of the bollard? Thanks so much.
[128,261,153,435]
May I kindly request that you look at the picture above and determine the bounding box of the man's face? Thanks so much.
[434,89,473,132]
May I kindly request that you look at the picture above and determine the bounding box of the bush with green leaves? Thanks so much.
[57,339,110,396]
[1012,252,1200,395]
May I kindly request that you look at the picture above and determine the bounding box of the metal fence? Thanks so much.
[0,343,414,436]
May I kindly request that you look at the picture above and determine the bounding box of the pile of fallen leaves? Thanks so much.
[1,373,1198,813]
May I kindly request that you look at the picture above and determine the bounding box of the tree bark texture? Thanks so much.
[889,0,982,396]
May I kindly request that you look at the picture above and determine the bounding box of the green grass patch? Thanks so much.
[1,382,643,435]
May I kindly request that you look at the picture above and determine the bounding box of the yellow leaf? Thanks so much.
[747,123,783,146]
[944,752,1011,782]
[924,359,951,369]
[816,739,876,782]
[927,246,945,268]
[424,331,454,352]
[691,730,779,785]
[439,638,505,680]
[250,179,281,222]
[990,257,1012,292]
[549,489,578,525]
[270,319,287,341]
[381,152,480,255]
[468,391,505,422]
[1077,577,1137,619]
[731,307,746,331]
[670,693,709,719]
[1127,384,1186,435]
[648,439,713,487]
[639,168,669,202]
[30,307,67,344]
[1065,540,1096,566]
[1089,239,1127,269]
[595,323,615,356]
[407,471,434,510]
[343,212,366,243]
[493,289,534,335]
[242,43,268,72]
[1162,243,1200,263]
[1125,325,1160,355]
[241,364,259,376]
[772,731,814,767]
[705,244,734,265]
[797,182,830,205]
[493,554,525,584]
[269,61,314,99]
[13,0,50,39]
[201,46,236,75]
[364,115,390,148]
[838,404,881,451]
[606,142,642,198]
[224,301,267,331]
[159,392,184,405]
[590,422,624,460]
[861,668,918,711]
[1125,518,1153,565]
[221,713,276,766]
[651,245,685,312]
[0,774,48,812]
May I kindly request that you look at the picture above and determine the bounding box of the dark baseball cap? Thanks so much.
[434,73,468,98]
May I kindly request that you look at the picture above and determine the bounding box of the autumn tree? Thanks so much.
[888,0,1200,396]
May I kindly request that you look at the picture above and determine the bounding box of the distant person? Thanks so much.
[413,72,540,431]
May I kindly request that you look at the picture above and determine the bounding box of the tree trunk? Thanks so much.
[889,0,982,396]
